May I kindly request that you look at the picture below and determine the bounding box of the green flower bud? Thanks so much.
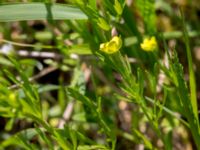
[97,18,110,31]
[114,0,123,16]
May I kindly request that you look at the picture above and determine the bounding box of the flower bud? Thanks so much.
[97,18,110,31]
[114,0,123,16]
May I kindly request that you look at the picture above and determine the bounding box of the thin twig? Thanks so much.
[8,66,58,90]
[58,101,74,128]
[16,50,62,59]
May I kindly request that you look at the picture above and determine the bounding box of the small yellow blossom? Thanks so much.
[100,36,122,54]
[140,36,158,51]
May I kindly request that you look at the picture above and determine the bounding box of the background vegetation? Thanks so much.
[0,0,200,149]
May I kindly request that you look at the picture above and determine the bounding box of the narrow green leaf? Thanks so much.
[1,128,39,148]
[77,145,109,150]
[181,11,198,120]
[35,127,54,150]
[0,3,87,22]
[171,52,200,149]
[132,129,153,149]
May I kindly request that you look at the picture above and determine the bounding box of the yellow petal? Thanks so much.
[110,36,122,49]
[99,36,122,54]
[140,36,157,51]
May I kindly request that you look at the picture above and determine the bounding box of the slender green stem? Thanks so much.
[0,39,55,49]
[145,96,189,127]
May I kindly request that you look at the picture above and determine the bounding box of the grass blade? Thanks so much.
[181,11,198,120]
[0,3,87,22]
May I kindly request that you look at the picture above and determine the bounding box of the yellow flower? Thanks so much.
[100,36,122,54]
[140,36,158,51]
